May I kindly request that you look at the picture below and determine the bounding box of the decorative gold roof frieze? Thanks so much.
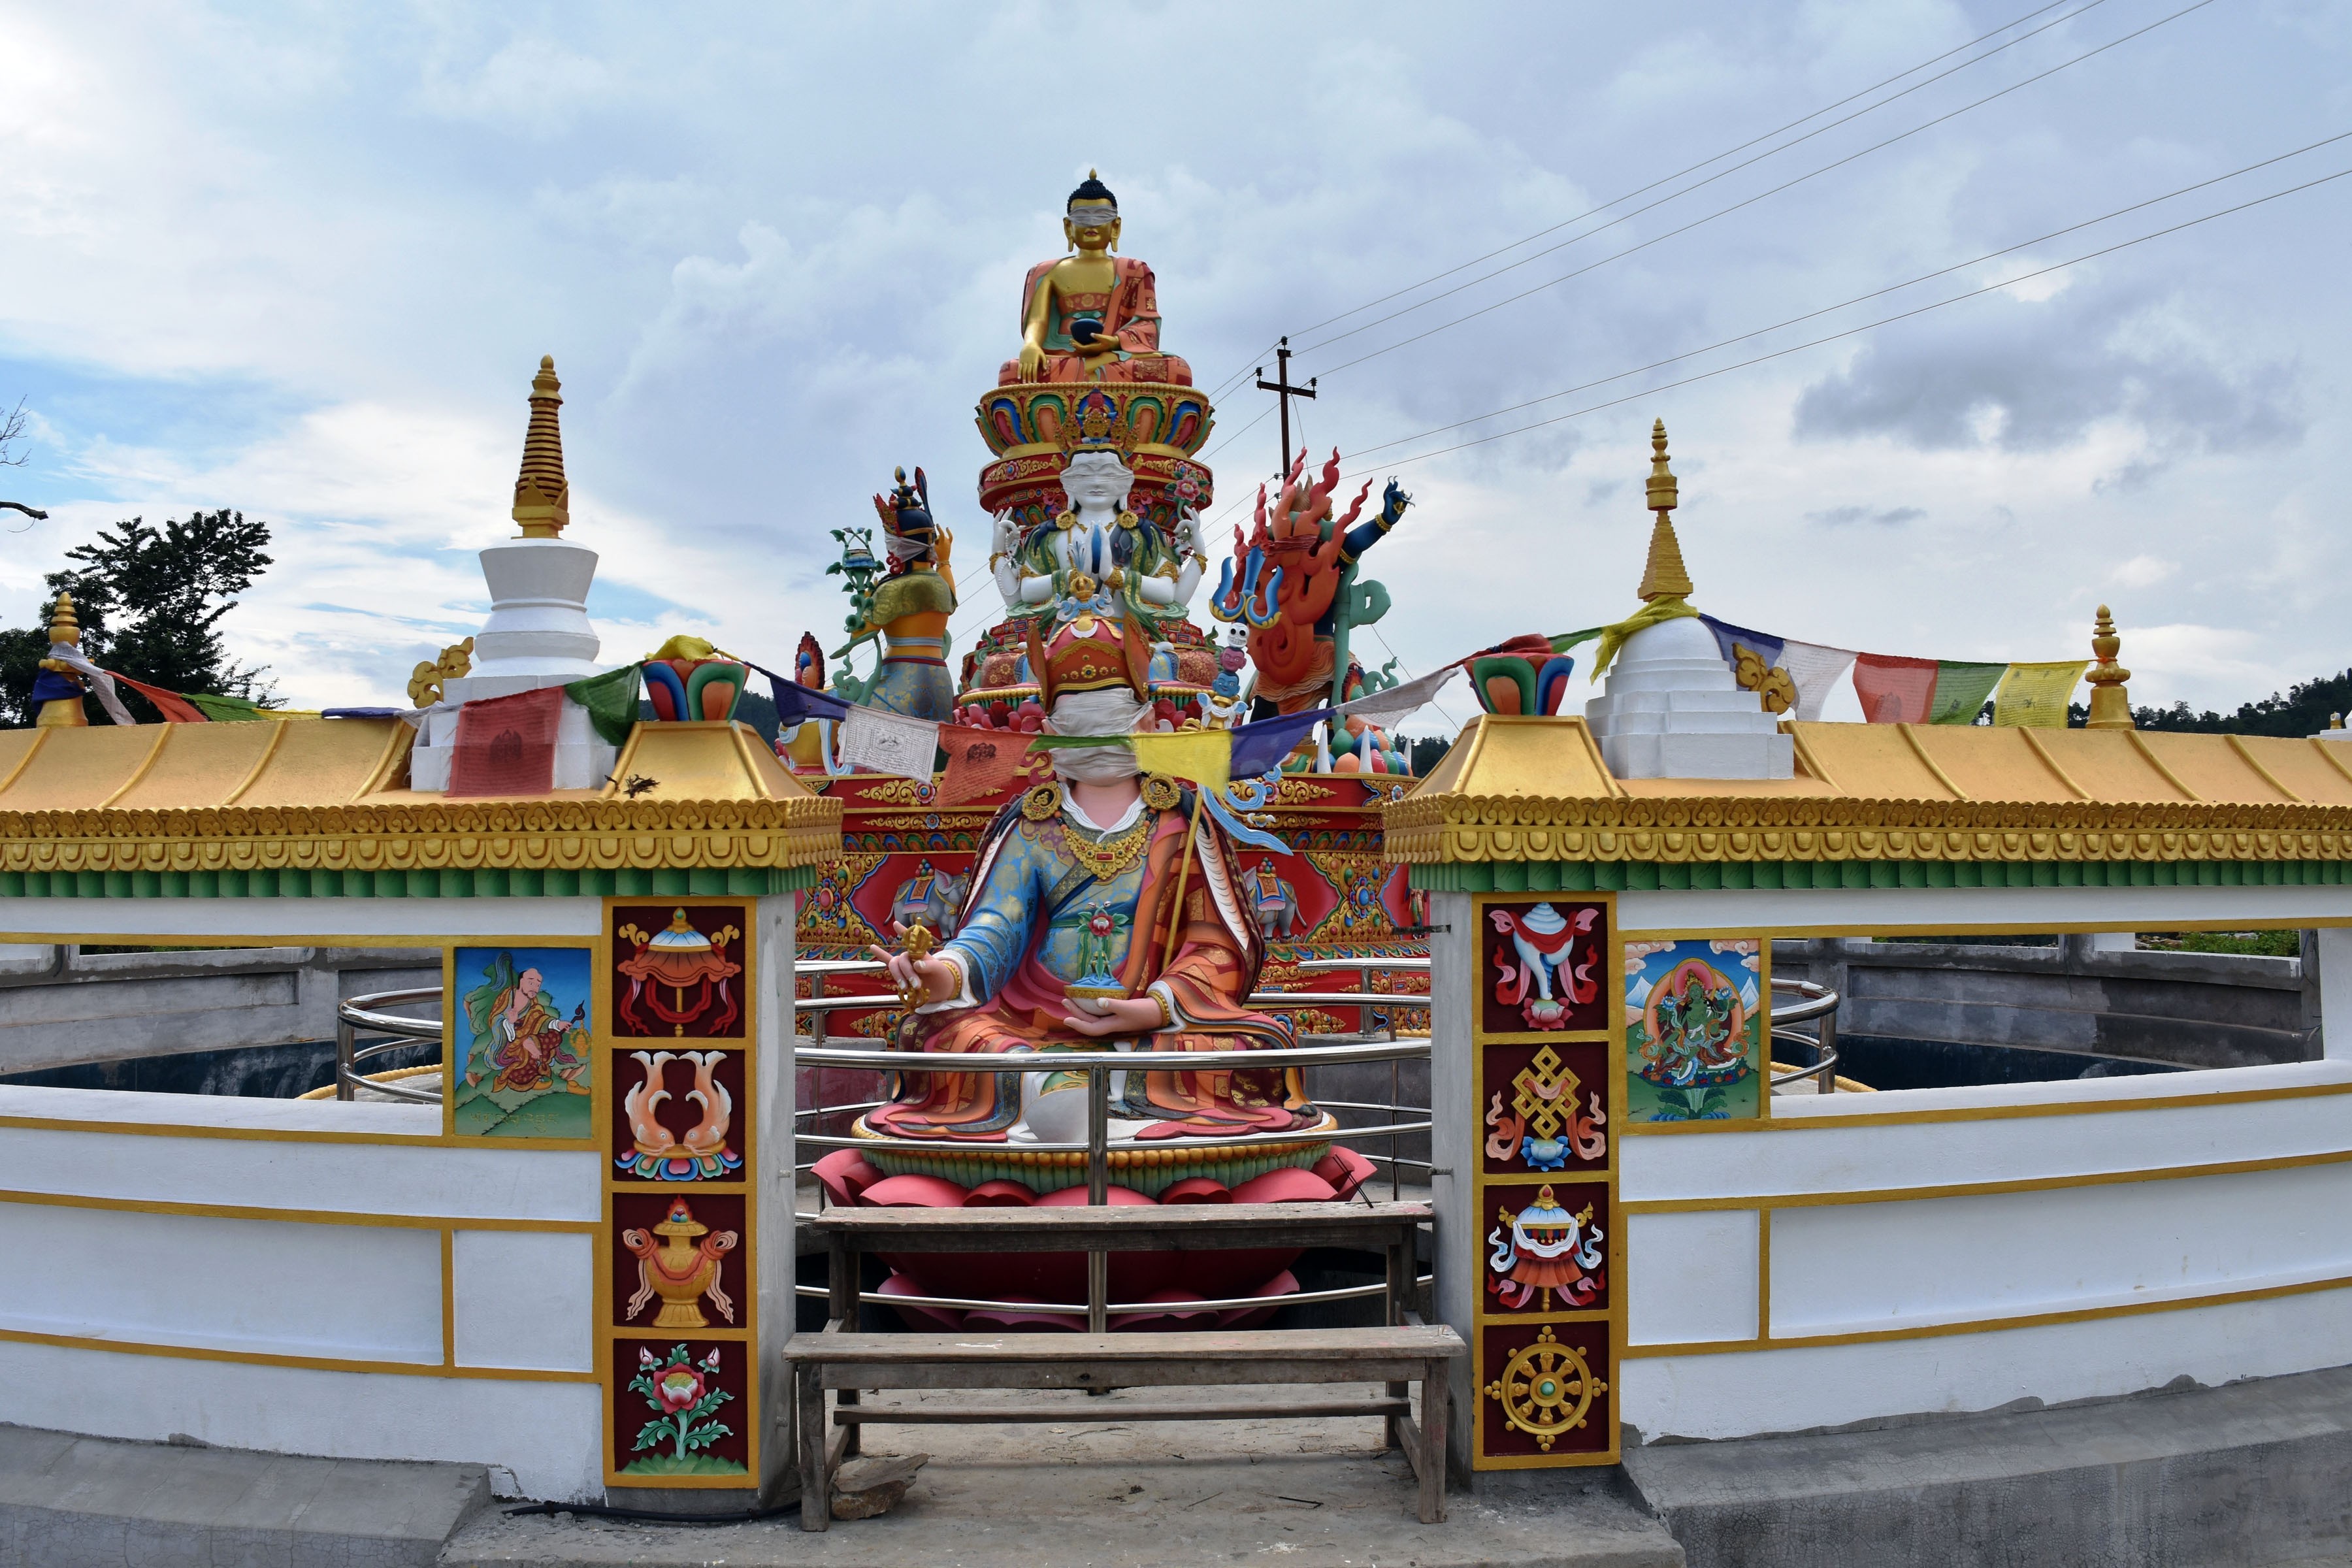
[0,794,845,879]
[1388,715,2352,865]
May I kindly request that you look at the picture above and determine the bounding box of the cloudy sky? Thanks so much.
[1,0,2345,725]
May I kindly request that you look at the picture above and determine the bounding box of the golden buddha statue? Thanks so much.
[1002,172,1192,387]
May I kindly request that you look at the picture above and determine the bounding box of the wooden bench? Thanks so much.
[789,1201,1461,1528]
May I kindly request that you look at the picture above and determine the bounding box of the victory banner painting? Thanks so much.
[452,945,593,1137]
[1624,938,1767,1123]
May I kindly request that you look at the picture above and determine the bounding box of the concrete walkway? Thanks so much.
[18,1364,2352,1567]
[1622,1366,2352,1568]
[447,1384,1682,1568]
[0,1422,489,1567]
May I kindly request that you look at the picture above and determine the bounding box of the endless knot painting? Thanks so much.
[1480,1040,1609,1175]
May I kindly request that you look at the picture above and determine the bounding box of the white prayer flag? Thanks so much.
[836,706,940,781]
[1778,639,1859,723]
[1333,663,1460,725]
[48,645,137,727]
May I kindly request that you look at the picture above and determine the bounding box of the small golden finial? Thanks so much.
[2083,603,2134,730]
[45,590,81,649]
[1635,419,1693,601]
[511,355,570,539]
[34,590,91,728]
[2331,713,2344,731]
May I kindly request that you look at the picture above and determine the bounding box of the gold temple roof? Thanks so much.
[1386,715,2352,867]
[0,719,842,882]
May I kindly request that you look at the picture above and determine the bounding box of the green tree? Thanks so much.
[1,510,276,727]
[2130,669,2352,737]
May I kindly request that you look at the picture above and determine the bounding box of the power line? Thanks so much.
[1337,130,2352,465]
[1277,166,2346,495]
[1202,0,2096,400]
[1295,0,2120,359]
[1308,0,2219,378]
[1367,625,1464,734]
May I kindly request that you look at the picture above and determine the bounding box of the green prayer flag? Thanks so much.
[186,693,269,722]
[1925,661,2006,725]
[564,663,644,747]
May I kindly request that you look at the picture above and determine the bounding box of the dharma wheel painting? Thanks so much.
[1624,938,1767,1123]
[1478,1321,1614,1460]
[612,904,747,1038]
[451,945,593,1137]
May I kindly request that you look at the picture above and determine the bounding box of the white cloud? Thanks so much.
[0,0,2339,728]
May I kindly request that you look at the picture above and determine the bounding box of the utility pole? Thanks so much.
[1254,337,1316,482]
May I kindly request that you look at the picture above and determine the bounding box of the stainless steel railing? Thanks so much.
[335,987,444,1103]
[794,966,1435,1331]
[1766,976,1843,1094]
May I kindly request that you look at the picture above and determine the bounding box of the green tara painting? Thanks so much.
[1624,937,1765,1122]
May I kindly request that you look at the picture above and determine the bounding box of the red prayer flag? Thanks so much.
[105,671,209,723]
[1852,654,1938,725]
[448,685,564,797]
[937,725,1034,804]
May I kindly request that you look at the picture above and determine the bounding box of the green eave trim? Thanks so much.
[0,866,817,900]
[1407,860,2352,892]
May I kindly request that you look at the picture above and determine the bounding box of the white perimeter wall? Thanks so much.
[1618,1056,2352,1441]
[0,1085,603,1499]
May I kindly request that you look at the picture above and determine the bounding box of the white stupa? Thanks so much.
[408,357,621,792]
[1582,421,1792,781]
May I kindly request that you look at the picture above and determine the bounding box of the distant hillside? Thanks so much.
[2108,668,2352,736]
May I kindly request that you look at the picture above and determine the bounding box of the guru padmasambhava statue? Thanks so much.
[866,616,1322,1147]
[1002,172,1192,387]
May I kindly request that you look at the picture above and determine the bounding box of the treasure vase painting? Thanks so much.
[612,1192,744,1330]
[452,946,593,1137]
[1624,938,1766,1123]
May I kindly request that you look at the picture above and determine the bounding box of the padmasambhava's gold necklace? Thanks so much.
[1023,782,1157,883]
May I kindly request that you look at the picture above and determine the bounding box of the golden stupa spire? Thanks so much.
[1635,418,1692,601]
[45,589,82,649]
[511,355,570,539]
[35,590,90,728]
[2083,604,2134,730]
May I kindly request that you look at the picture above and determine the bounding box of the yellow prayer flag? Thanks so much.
[1992,661,2087,728]
[1129,728,1232,791]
